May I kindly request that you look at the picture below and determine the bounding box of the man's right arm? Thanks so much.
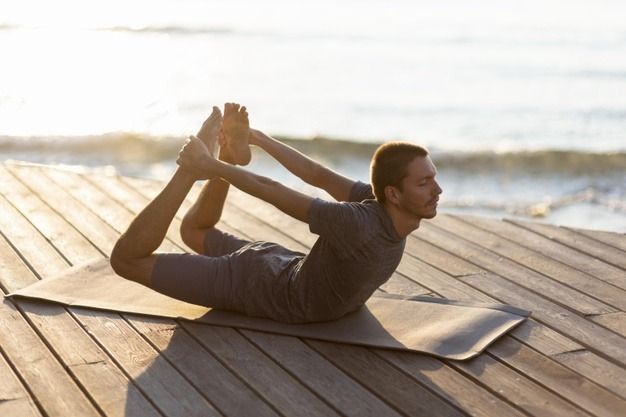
[250,129,356,202]
[210,157,313,224]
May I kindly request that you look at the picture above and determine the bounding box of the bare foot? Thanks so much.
[196,106,222,157]
[222,102,251,165]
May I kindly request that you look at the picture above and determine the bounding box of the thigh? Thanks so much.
[203,228,251,257]
[150,252,238,310]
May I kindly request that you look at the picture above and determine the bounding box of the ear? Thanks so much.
[384,185,401,204]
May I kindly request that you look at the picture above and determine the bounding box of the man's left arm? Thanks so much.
[216,161,313,223]
[178,136,313,223]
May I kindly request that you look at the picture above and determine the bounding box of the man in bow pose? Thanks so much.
[110,103,442,323]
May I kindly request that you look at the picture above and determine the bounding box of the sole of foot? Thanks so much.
[223,102,252,166]
[196,106,222,157]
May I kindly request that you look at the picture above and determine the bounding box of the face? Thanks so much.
[392,155,442,219]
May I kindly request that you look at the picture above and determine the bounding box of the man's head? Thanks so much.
[370,141,442,219]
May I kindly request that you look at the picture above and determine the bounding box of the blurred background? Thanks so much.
[1,0,625,231]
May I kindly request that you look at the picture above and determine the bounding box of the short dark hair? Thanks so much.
[370,141,429,203]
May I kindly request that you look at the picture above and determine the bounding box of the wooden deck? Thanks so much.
[1,161,625,417]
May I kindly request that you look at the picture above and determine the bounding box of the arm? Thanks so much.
[250,129,356,202]
[178,136,313,223]
[214,161,313,223]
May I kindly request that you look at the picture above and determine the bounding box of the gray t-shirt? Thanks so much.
[289,181,406,322]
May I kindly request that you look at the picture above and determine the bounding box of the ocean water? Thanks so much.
[1,0,625,231]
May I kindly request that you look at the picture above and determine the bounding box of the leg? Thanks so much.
[150,230,250,309]
[180,106,240,253]
[110,168,196,286]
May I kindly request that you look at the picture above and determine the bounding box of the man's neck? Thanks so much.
[383,203,421,238]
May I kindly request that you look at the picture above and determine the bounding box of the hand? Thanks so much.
[176,135,217,180]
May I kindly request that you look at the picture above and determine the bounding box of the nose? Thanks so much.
[434,180,442,196]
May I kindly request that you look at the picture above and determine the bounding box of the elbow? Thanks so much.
[109,241,125,277]
[109,238,132,279]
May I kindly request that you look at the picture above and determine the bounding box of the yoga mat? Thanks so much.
[7,259,530,360]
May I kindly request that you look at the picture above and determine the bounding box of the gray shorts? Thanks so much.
[150,228,304,320]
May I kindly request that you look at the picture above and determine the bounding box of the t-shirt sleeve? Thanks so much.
[308,198,369,251]
[348,180,375,202]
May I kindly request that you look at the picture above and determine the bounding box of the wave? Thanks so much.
[440,186,626,217]
[98,25,233,35]
[2,133,626,175]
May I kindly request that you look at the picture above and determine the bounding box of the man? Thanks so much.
[110,103,442,323]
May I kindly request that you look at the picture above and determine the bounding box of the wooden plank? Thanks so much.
[0,172,172,417]
[19,299,162,417]
[452,215,626,290]
[589,312,626,338]
[396,254,496,302]
[74,308,222,417]
[306,341,472,417]
[0,350,42,417]
[553,350,626,399]
[459,272,626,366]
[568,227,626,252]
[486,335,626,417]
[430,214,626,310]
[241,330,405,417]
[0,297,101,417]
[183,322,341,417]
[509,219,626,270]
[508,319,582,356]
[128,316,280,417]
[0,165,102,263]
[0,193,68,281]
[415,222,616,316]
[6,165,119,258]
[0,241,161,417]
[0,230,39,293]
[403,226,483,277]
[448,351,593,417]
[374,350,527,417]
